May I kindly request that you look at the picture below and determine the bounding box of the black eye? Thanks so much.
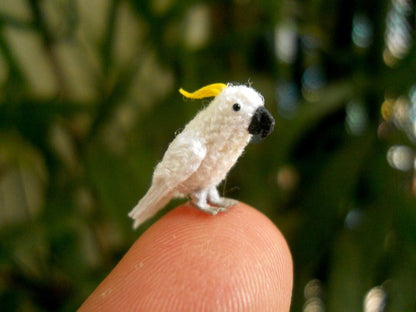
[232,103,241,112]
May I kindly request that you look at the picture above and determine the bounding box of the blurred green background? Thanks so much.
[0,0,415,311]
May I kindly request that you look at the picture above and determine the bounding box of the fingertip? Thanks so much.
[80,202,293,311]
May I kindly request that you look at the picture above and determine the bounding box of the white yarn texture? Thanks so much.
[128,84,265,229]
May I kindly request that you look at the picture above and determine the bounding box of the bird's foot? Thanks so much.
[191,201,220,215]
[208,197,238,212]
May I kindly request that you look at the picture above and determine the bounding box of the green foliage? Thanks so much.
[0,0,415,311]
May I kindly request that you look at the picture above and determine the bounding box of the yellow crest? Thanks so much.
[179,83,227,99]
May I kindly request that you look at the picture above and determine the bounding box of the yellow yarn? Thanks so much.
[179,83,227,99]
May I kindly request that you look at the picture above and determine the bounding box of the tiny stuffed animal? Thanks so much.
[128,83,275,229]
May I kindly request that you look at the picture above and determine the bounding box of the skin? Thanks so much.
[79,202,293,311]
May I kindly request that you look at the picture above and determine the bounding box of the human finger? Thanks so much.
[79,202,293,311]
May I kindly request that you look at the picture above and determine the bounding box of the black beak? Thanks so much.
[248,106,275,140]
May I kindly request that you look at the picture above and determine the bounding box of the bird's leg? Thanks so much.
[191,189,219,215]
[207,187,238,212]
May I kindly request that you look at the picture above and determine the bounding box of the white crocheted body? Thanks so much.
[155,85,262,194]
[129,84,268,228]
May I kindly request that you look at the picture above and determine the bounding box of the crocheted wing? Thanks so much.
[129,132,206,228]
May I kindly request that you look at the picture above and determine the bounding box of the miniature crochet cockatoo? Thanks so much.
[128,83,275,229]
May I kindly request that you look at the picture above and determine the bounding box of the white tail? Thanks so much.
[128,183,173,229]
